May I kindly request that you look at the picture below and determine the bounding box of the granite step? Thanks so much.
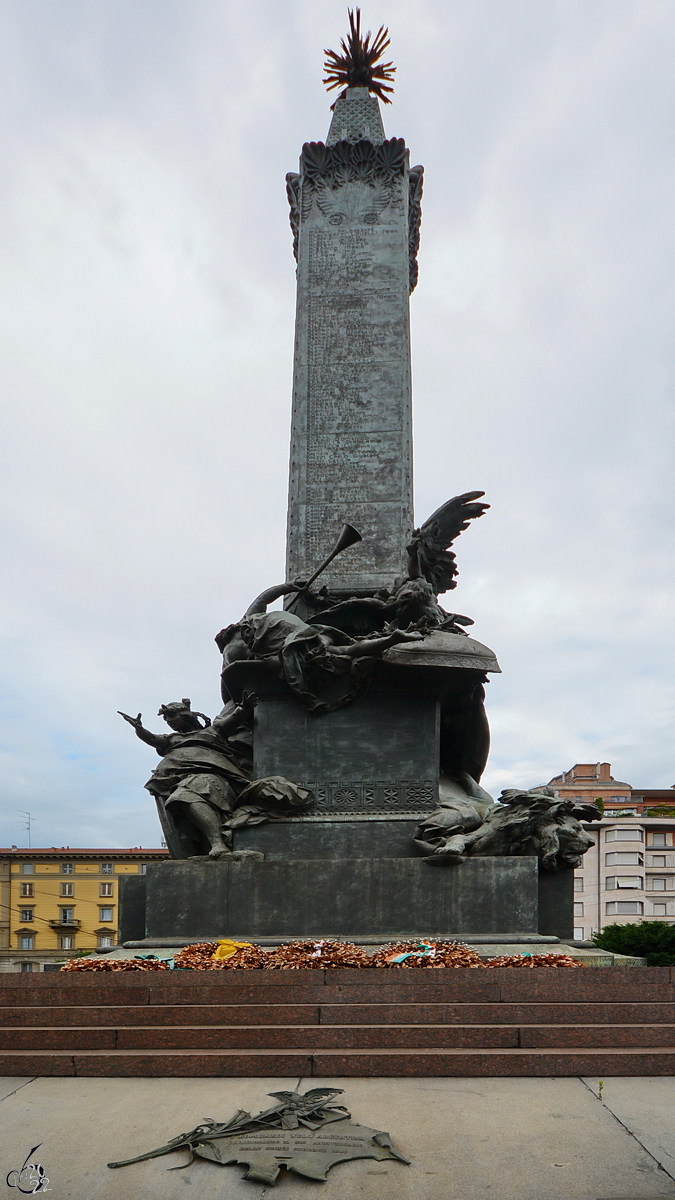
[0,965,671,1007]
[0,1004,322,1027]
[2,1023,675,1052]
[6,1000,675,1026]
[318,1001,675,1025]
[1,1046,675,1077]
[0,1024,515,1051]
[2,969,675,1077]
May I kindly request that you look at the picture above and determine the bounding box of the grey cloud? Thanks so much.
[0,0,673,847]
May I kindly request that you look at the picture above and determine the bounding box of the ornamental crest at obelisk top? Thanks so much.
[285,16,423,595]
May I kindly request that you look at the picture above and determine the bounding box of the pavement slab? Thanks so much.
[0,1076,301,1199]
[0,1076,33,1102]
[583,1077,675,1183]
[279,1076,675,1200]
[0,1074,674,1199]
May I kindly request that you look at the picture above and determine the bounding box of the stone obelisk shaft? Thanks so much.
[285,88,422,594]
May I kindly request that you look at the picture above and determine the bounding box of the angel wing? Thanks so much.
[408,491,489,595]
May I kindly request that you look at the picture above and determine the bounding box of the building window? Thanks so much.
[19,962,33,973]
[97,934,114,949]
[60,907,74,923]
[610,796,628,803]
[574,927,584,941]
[650,877,667,891]
[651,856,667,867]
[651,833,667,847]
[140,864,147,874]
[19,908,34,922]
[20,863,34,874]
[100,882,114,897]
[605,876,643,890]
[99,907,113,923]
[653,903,668,916]
[606,901,643,915]
[19,934,34,950]
[59,935,74,950]
[100,863,113,874]
[60,882,74,897]
[605,829,643,842]
[574,877,584,892]
[61,862,73,874]
[605,852,643,866]
[574,902,584,917]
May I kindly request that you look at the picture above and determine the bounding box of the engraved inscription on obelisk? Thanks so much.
[285,88,423,593]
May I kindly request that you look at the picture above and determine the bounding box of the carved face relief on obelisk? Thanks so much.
[285,10,423,597]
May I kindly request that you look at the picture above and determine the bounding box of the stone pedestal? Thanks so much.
[223,631,500,818]
[119,634,572,947]
[226,660,439,813]
[119,854,573,944]
[120,628,572,946]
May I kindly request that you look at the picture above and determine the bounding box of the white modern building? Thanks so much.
[572,817,675,940]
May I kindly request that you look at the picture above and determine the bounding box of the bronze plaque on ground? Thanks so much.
[108,1086,410,1187]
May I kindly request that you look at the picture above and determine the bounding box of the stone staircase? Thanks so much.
[1,967,674,1077]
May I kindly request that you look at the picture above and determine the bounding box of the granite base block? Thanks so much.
[537,868,573,939]
[134,856,538,940]
[117,874,147,944]
[231,825,574,937]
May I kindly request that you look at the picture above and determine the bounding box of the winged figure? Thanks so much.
[300,490,490,640]
[406,490,489,595]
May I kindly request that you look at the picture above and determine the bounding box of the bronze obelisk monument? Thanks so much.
[118,12,578,949]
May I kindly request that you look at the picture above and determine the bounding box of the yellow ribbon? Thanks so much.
[211,939,253,962]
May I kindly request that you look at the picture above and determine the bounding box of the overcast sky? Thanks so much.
[1,0,674,849]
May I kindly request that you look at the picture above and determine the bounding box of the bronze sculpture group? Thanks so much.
[120,491,600,865]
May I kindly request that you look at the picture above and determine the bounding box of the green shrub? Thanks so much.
[594,797,604,814]
[593,921,675,964]
[641,951,675,966]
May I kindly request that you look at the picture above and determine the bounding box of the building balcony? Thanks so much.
[48,918,81,929]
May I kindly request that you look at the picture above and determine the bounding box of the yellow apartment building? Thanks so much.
[0,847,168,973]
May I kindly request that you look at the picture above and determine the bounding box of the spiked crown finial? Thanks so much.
[323,8,396,104]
